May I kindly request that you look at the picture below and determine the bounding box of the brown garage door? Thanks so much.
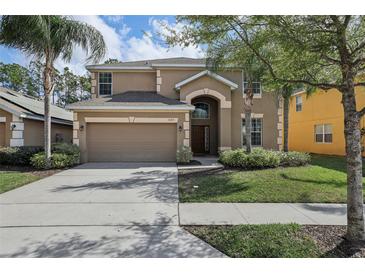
[87,123,177,162]
[0,123,5,146]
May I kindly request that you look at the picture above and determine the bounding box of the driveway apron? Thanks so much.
[0,162,224,258]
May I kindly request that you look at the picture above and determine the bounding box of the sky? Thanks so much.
[0,15,204,75]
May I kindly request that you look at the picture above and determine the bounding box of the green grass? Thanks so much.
[185,224,320,258]
[179,154,365,203]
[0,171,41,194]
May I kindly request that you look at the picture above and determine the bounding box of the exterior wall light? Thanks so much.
[11,124,16,130]
[80,125,85,131]
[178,125,183,132]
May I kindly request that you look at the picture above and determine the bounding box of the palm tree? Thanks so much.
[0,16,106,166]
[279,84,306,152]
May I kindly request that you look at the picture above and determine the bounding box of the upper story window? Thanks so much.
[99,72,112,96]
[243,81,261,96]
[296,95,302,112]
[315,124,332,143]
[192,102,210,119]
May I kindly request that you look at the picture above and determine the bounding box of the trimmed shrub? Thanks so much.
[30,143,80,169]
[30,152,79,169]
[0,146,43,166]
[176,145,193,163]
[219,148,309,169]
[244,148,280,169]
[278,151,311,167]
[219,149,247,168]
[52,143,80,156]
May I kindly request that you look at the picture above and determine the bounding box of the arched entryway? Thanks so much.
[191,96,219,155]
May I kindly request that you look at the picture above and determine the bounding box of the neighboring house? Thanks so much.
[288,87,365,156]
[67,57,282,163]
[0,87,73,147]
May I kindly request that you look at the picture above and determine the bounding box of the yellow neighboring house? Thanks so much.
[288,87,365,156]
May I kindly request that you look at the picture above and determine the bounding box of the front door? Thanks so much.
[192,125,209,154]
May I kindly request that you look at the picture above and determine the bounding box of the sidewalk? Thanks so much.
[179,203,349,225]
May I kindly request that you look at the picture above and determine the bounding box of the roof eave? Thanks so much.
[151,64,206,68]
[66,105,195,111]
[20,113,73,125]
[86,65,154,71]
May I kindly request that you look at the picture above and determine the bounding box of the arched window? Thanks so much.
[192,102,210,119]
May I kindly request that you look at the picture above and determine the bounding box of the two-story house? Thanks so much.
[288,87,365,156]
[67,57,282,162]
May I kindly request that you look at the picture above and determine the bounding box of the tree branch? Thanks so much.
[358,106,365,117]
[225,17,341,90]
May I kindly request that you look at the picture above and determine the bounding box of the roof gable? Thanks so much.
[175,70,238,90]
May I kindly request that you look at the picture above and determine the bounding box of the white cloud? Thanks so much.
[55,15,124,75]
[120,18,204,61]
[104,15,124,24]
[2,16,204,76]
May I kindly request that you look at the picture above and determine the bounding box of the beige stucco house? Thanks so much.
[0,88,73,147]
[67,57,283,163]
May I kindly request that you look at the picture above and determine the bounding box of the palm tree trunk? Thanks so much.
[283,95,290,152]
[43,55,53,167]
[342,87,365,242]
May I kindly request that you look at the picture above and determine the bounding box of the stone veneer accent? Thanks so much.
[91,72,97,98]
[10,114,24,147]
[277,97,284,150]
[156,70,162,93]
[72,113,79,146]
[183,112,190,147]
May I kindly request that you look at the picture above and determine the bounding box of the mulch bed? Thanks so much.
[299,225,365,258]
[177,160,202,166]
[0,165,65,177]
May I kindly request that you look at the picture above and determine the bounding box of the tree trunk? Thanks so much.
[283,95,290,152]
[244,80,254,153]
[245,110,252,153]
[43,55,54,168]
[342,88,365,242]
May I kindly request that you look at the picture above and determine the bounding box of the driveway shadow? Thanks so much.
[51,170,178,202]
[0,216,223,258]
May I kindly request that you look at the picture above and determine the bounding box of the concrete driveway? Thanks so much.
[0,162,223,258]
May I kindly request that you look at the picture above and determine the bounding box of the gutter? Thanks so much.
[86,65,154,71]
[66,105,195,111]
[20,113,73,126]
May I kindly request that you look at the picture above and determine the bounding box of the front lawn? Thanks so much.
[0,166,61,194]
[179,154,365,203]
[184,224,365,258]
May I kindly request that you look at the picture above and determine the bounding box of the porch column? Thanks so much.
[218,106,232,152]
[10,114,24,147]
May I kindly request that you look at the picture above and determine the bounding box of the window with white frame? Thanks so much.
[192,102,210,119]
[242,118,263,146]
[243,81,261,95]
[315,124,332,143]
[99,72,112,95]
[296,95,302,112]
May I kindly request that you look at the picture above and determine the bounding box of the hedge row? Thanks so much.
[0,143,80,169]
[219,148,310,169]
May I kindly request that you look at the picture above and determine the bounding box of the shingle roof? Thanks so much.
[0,87,73,123]
[87,57,206,69]
[66,91,193,110]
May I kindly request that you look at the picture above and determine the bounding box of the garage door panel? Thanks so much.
[87,123,177,162]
